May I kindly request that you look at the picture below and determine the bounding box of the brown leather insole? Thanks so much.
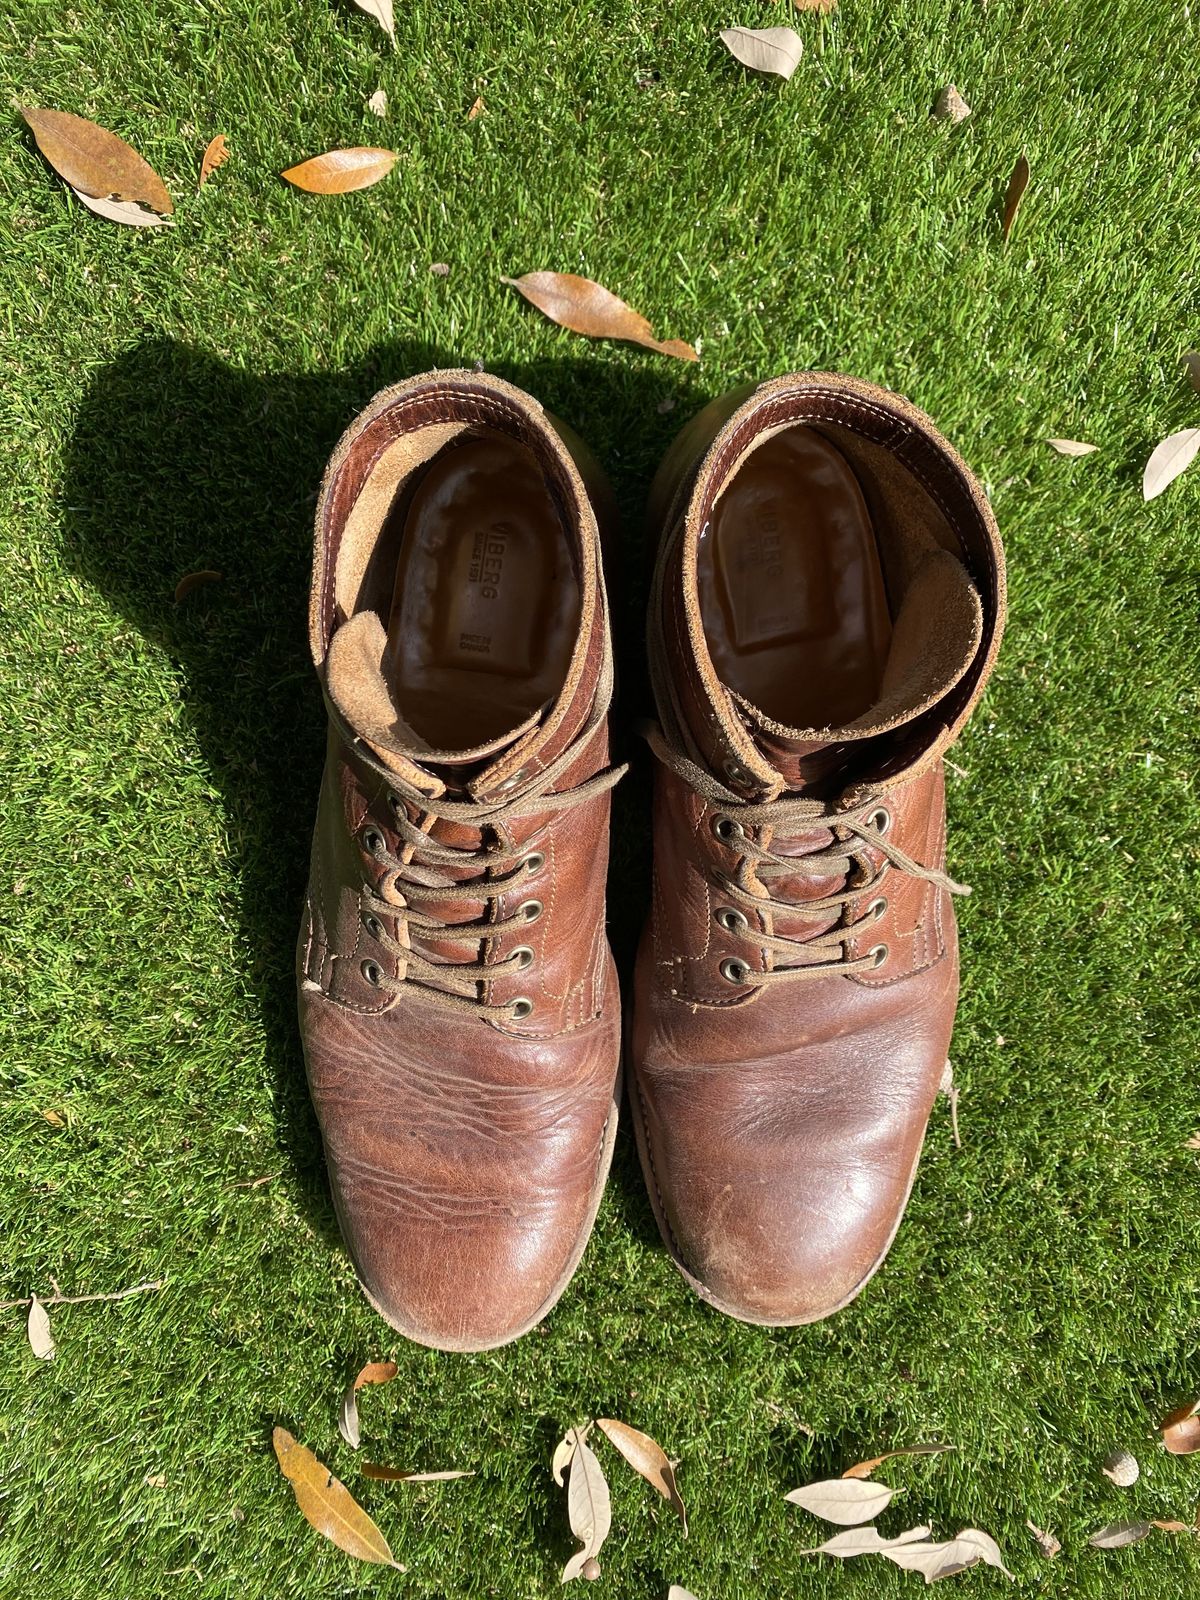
[385,434,579,749]
[699,426,893,729]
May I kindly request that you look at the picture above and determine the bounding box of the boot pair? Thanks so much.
[297,369,1005,1350]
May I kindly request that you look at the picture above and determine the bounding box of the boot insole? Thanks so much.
[698,426,893,729]
[385,434,579,750]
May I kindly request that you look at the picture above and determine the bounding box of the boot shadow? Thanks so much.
[60,337,703,1253]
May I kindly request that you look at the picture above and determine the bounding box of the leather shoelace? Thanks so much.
[358,752,625,1022]
[642,722,968,987]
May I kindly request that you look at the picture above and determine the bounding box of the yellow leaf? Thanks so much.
[272,1426,404,1567]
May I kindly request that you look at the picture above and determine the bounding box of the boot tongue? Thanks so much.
[324,611,541,794]
[728,549,983,792]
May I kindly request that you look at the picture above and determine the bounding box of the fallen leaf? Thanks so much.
[1102,1449,1139,1486]
[361,1464,473,1481]
[1159,1396,1200,1453]
[842,1444,954,1479]
[338,1360,398,1450]
[800,1524,932,1559]
[933,85,972,123]
[1088,1520,1152,1549]
[884,1528,1012,1581]
[70,187,173,228]
[272,1426,403,1568]
[1152,1520,1191,1532]
[351,0,395,44]
[668,1589,699,1600]
[430,262,451,276]
[1001,154,1030,241]
[955,1529,1014,1577]
[199,135,228,188]
[784,1477,896,1525]
[282,149,396,195]
[174,570,223,603]
[1047,438,1098,457]
[1142,429,1200,502]
[41,1109,66,1128]
[719,26,804,80]
[502,272,697,361]
[367,89,388,118]
[552,1428,582,1488]
[27,1295,55,1360]
[467,95,485,120]
[21,107,174,214]
[144,1472,167,1488]
[790,0,837,10]
[1183,353,1200,394]
[562,1427,612,1582]
[1025,1520,1061,1559]
[596,1418,687,1533]
[1184,1131,1200,1150]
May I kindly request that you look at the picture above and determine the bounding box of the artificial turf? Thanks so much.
[2,0,1199,1595]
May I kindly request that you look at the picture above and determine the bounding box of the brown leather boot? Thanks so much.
[631,373,1005,1325]
[297,371,625,1351]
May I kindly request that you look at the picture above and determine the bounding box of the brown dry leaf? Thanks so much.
[71,187,173,228]
[362,1465,473,1482]
[1142,429,1200,502]
[272,1426,403,1567]
[367,89,388,118]
[502,272,697,361]
[467,95,485,120]
[1159,1396,1200,1454]
[199,135,228,188]
[842,1443,955,1479]
[338,1360,398,1450]
[784,1477,896,1525]
[1151,1520,1191,1532]
[351,0,395,44]
[884,1528,1013,1581]
[27,1295,55,1361]
[933,85,972,123]
[282,149,396,195]
[1025,1521,1061,1559]
[800,1524,932,1559]
[1088,1521,1152,1549]
[596,1418,687,1533]
[41,1109,66,1128]
[719,26,804,80]
[21,107,173,214]
[1002,154,1030,241]
[144,1471,167,1488]
[1047,438,1098,457]
[174,570,223,603]
[1184,1131,1200,1151]
[552,1425,587,1487]
[790,0,837,11]
[562,1427,612,1582]
[1183,353,1200,394]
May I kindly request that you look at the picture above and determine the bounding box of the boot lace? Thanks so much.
[642,722,968,988]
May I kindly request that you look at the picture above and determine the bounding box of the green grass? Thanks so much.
[2,0,1199,1595]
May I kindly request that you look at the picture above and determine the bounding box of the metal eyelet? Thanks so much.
[715,907,749,935]
[868,807,892,836]
[868,943,889,969]
[711,815,744,843]
[511,945,534,971]
[518,898,543,923]
[522,850,546,874]
[363,914,384,939]
[867,896,888,921]
[719,956,750,984]
[361,959,382,986]
[387,794,405,820]
[362,826,384,854]
[511,996,534,1020]
[497,768,527,793]
[723,757,751,785]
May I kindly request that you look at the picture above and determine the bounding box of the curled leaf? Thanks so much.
[361,1464,473,1482]
[1088,1521,1152,1549]
[27,1295,55,1360]
[719,26,803,80]
[553,1423,589,1487]
[596,1418,687,1533]
[1142,430,1200,502]
[174,570,223,603]
[368,89,388,118]
[784,1477,895,1525]
[1047,439,1098,457]
[1001,154,1030,241]
[272,1426,403,1567]
[282,149,396,195]
[800,1524,932,1559]
[338,1360,398,1450]
[467,96,485,120]
[884,1529,1012,1581]
[933,85,972,123]
[351,0,395,44]
[1026,1520,1061,1559]
[71,188,173,228]
[562,1428,611,1582]
[21,107,173,214]
[842,1443,954,1479]
[502,272,697,361]
[199,135,229,188]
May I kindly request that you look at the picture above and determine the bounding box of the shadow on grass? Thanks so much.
[61,337,704,1265]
